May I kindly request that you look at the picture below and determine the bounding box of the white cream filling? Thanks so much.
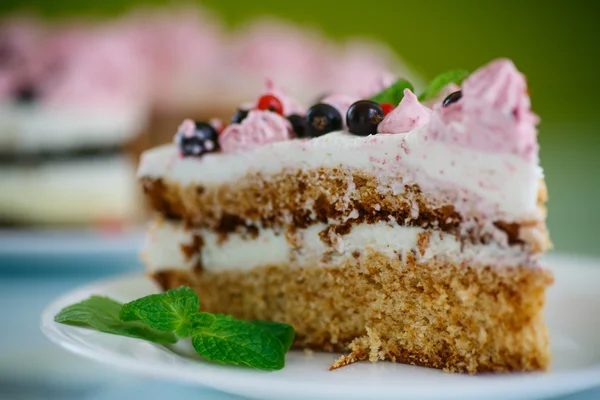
[0,156,140,224]
[138,129,543,221]
[143,219,534,273]
[0,103,148,153]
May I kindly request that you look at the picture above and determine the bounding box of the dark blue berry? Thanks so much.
[305,103,342,137]
[14,84,38,104]
[443,90,462,107]
[346,100,384,136]
[176,122,219,157]
[287,114,308,138]
[231,109,249,124]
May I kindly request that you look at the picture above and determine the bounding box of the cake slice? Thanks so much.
[137,59,552,373]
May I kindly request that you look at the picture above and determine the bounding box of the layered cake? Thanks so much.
[138,59,552,373]
[0,10,415,189]
[0,17,149,224]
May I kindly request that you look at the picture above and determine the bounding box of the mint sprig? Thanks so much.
[418,69,469,102]
[120,287,214,338]
[193,315,285,370]
[369,78,414,105]
[54,296,177,344]
[251,320,295,352]
[54,287,295,371]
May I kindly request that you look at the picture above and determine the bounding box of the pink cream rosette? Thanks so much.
[427,58,539,160]
[219,110,292,152]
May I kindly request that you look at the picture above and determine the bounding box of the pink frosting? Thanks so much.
[427,58,539,160]
[124,7,223,109]
[356,72,397,99]
[378,89,431,134]
[422,82,461,108]
[263,79,304,116]
[176,119,196,139]
[324,39,400,98]
[40,27,149,108]
[219,110,292,152]
[0,17,47,98]
[209,118,224,133]
[321,94,358,126]
[0,18,149,108]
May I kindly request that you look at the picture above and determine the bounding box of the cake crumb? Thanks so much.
[329,350,367,371]
[366,327,384,362]
[416,231,432,256]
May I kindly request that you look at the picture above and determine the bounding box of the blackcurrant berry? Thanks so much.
[442,90,462,107]
[287,114,308,138]
[231,109,249,124]
[346,100,384,136]
[176,121,219,157]
[14,84,37,104]
[305,103,343,137]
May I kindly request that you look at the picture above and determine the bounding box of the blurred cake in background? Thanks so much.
[123,7,225,148]
[141,15,422,148]
[0,6,421,226]
[220,18,422,113]
[0,16,150,225]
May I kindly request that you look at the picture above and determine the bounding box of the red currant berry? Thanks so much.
[256,94,284,115]
[380,103,395,116]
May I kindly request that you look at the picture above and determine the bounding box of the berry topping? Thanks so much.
[287,114,308,138]
[175,119,219,157]
[442,90,462,107]
[380,103,395,116]
[256,94,284,115]
[305,103,343,137]
[219,110,292,152]
[14,84,38,104]
[346,100,384,136]
[231,109,249,124]
[209,118,225,134]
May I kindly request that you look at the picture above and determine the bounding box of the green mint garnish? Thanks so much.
[54,296,177,344]
[54,287,295,371]
[193,315,285,371]
[369,78,414,105]
[120,287,213,338]
[251,320,295,352]
[418,69,469,102]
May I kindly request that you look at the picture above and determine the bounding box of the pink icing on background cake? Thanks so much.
[0,8,419,225]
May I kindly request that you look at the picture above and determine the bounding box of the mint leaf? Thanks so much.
[186,312,217,337]
[120,287,199,338]
[251,320,295,352]
[192,315,285,371]
[418,69,469,102]
[369,79,414,105]
[54,296,177,344]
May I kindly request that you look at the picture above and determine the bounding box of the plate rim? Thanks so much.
[40,254,600,399]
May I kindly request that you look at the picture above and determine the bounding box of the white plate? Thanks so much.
[41,254,600,400]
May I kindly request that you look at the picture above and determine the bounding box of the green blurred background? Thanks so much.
[2,0,598,256]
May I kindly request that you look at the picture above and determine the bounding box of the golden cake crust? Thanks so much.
[150,250,553,373]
